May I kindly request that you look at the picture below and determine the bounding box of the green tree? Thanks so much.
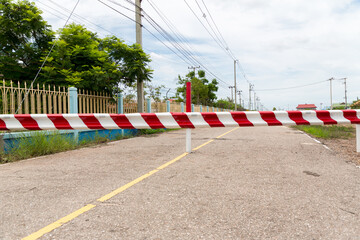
[41,24,152,93]
[0,0,54,82]
[145,83,165,103]
[175,70,218,105]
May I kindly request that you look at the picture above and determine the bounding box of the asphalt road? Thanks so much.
[1,126,360,239]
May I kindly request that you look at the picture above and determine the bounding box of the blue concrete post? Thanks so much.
[69,87,78,142]
[147,98,151,113]
[117,93,124,137]
[207,106,209,112]
[117,93,123,114]
[181,102,184,112]
[69,87,78,114]
[191,104,194,112]
[200,105,202,112]
[212,107,214,112]
[166,100,170,112]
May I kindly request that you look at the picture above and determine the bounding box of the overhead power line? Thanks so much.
[101,0,232,91]
[255,80,327,91]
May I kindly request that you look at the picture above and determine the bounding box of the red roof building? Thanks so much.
[296,104,317,110]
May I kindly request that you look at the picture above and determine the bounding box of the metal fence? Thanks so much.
[0,80,228,114]
[0,80,68,114]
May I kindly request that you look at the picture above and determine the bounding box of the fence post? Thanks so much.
[357,125,360,153]
[212,107,214,112]
[69,87,79,142]
[147,98,151,113]
[166,100,170,112]
[207,106,209,112]
[191,104,194,112]
[181,102,184,112]
[200,105,202,112]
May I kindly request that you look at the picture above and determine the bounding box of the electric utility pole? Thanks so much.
[237,90,242,109]
[234,60,237,111]
[253,92,256,111]
[329,77,334,110]
[135,0,144,113]
[342,78,348,109]
[249,83,253,110]
[188,66,200,77]
[229,86,234,102]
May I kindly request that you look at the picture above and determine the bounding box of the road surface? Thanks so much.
[1,126,359,239]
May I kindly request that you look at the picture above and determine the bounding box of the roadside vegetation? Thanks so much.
[292,125,355,139]
[0,129,171,164]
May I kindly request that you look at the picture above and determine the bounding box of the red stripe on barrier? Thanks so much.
[78,114,105,129]
[110,114,134,129]
[202,112,225,127]
[260,111,282,126]
[141,113,165,129]
[316,110,337,125]
[230,112,253,126]
[343,110,360,124]
[14,115,41,130]
[287,111,310,125]
[171,113,195,128]
[0,119,8,130]
[47,114,73,129]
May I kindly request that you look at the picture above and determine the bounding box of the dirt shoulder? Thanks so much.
[322,137,360,165]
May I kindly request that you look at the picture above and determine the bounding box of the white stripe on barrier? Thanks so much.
[0,115,24,130]
[156,113,181,128]
[31,114,56,130]
[186,112,210,128]
[329,110,350,124]
[273,111,296,126]
[216,112,238,127]
[244,112,267,126]
[94,114,120,129]
[63,114,89,130]
[302,111,323,125]
[127,113,150,129]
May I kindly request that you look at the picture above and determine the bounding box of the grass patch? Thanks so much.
[292,125,355,139]
[0,128,178,164]
[0,131,77,163]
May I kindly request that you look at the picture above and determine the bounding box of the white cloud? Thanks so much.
[33,0,360,109]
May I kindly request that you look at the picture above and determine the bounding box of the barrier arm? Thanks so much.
[0,110,359,152]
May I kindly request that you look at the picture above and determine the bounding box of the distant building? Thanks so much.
[296,104,317,110]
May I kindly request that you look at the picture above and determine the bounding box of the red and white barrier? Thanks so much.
[0,110,359,131]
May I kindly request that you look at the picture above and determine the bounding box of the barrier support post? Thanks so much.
[186,82,192,153]
[357,125,360,153]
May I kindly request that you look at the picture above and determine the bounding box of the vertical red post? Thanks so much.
[186,82,191,112]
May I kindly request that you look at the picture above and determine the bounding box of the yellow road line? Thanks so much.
[157,152,188,170]
[22,204,96,240]
[216,127,239,139]
[192,139,214,151]
[97,169,160,202]
[22,127,238,239]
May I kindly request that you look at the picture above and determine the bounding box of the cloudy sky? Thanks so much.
[33,0,360,110]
